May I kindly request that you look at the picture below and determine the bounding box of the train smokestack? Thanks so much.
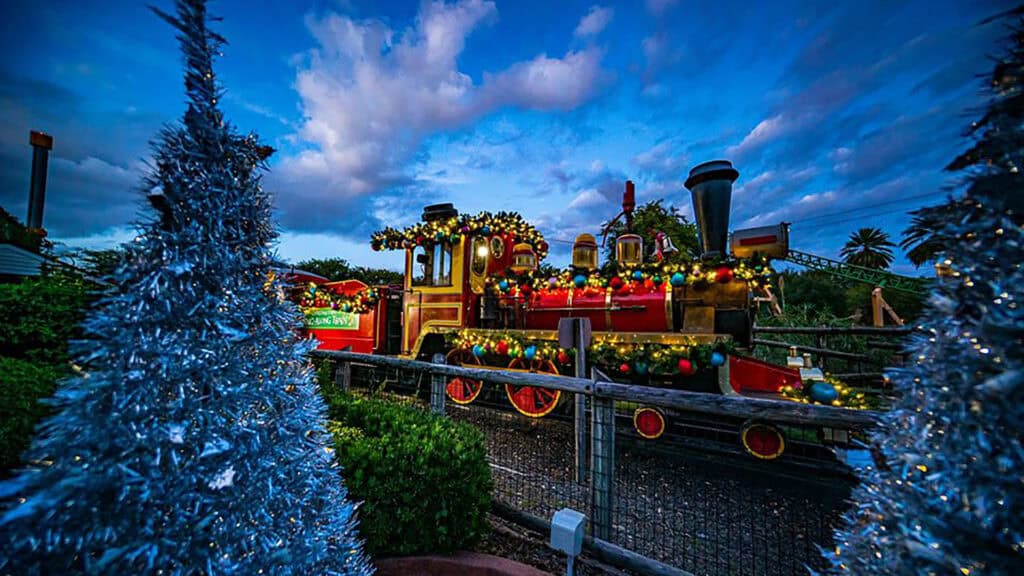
[27,130,53,229]
[685,160,738,258]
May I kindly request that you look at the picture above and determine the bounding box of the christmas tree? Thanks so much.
[0,1,371,574]
[823,7,1024,575]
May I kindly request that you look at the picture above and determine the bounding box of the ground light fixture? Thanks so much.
[550,508,586,575]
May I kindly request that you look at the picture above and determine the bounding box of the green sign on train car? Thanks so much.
[304,308,359,330]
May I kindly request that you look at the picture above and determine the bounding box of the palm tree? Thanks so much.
[840,227,896,269]
[900,197,988,267]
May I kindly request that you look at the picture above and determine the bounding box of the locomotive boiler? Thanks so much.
[297,160,837,460]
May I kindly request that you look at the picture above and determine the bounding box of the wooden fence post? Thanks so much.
[335,361,351,392]
[574,319,589,484]
[590,368,615,541]
[430,352,446,415]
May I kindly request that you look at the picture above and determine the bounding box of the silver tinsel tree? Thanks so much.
[0,1,372,574]
[823,7,1024,575]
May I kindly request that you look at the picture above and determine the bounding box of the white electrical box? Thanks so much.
[550,508,586,556]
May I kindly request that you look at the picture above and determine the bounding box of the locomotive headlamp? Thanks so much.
[572,234,598,270]
[616,233,644,266]
[476,243,489,258]
[510,243,538,274]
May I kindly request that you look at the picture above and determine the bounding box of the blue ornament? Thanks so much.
[710,351,726,366]
[472,344,486,358]
[498,280,510,292]
[670,272,686,287]
[524,345,537,360]
[308,285,317,295]
[481,225,491,234]
[635,362,649,375]
[342,303,352,313]
[573,274,588,288]
[809,382,839,403]
[632,270,644,281]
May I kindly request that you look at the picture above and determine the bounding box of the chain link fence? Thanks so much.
[318,353,864,576]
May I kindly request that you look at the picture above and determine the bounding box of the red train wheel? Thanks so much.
[741,422,786,460]
[633,407,666,439]
[505,358,561,418]
[445,349,483,405]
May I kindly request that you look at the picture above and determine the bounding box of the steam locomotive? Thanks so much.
[295,160,854,462]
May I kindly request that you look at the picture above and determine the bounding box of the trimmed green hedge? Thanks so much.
[0,274,87,365]
[0,357,61,470]
[324,391,493,557]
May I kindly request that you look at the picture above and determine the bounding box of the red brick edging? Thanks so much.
[374,552,553,576]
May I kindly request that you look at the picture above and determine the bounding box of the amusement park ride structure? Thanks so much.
[292,160,909,459]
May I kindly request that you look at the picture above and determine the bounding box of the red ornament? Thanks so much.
[620,363,631,374]
[715,266,734,283]
[609,276,624,290]
[678,358,694,376]
[496,340,509,355]
[519,284,533,296]
[557,350,570,364]
[643,278,654,290]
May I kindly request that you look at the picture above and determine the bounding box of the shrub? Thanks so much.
[324,392,493,557]
[0,274,88,365]
[0,357,62,470]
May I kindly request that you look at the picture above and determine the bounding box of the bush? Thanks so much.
[0,357,62,470]
[0,274,88,365]
[324,391,493,557]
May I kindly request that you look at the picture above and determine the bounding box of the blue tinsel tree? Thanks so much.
[0,1,372,574]
[823,7,1024,575]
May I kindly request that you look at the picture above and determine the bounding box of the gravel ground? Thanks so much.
[477,513,636,576]
[447,399,853,576]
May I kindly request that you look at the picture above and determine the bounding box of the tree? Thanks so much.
[824,9,1024,574]
[296,257,403,285]
[839,227,896,270]
[900,201,958,267]
[0,2,371,574]
[602,199,699,266]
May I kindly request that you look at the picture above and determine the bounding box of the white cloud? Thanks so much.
[645,0,678,16]
[726,114,791,158]
[273,0,608,232]
[632,139,688,175]
[575,6,613,38]
[482,49,604,111]
[567,188,605,210]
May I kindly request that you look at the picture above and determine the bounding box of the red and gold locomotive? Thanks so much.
[295,160,844,460]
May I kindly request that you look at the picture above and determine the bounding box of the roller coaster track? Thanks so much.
[783,250,930,295]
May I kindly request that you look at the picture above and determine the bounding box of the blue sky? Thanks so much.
[0,0,1014,273]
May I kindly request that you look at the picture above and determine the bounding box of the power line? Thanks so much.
[787,190,950,225]
[792,204,939,230]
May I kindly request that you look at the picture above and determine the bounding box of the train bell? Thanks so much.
[653,231,678,262]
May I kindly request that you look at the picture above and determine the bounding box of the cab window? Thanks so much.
[412,243,453,287]
[433,243,452,286]
[412,245,433,286]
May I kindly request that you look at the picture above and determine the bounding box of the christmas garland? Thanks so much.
[780,375,875,410]
[485,258,773,298]
[445,330,732,379]
[370,211,548,260]
[297,282,381,314]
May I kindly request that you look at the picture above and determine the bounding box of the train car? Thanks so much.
[298,160,864,462]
